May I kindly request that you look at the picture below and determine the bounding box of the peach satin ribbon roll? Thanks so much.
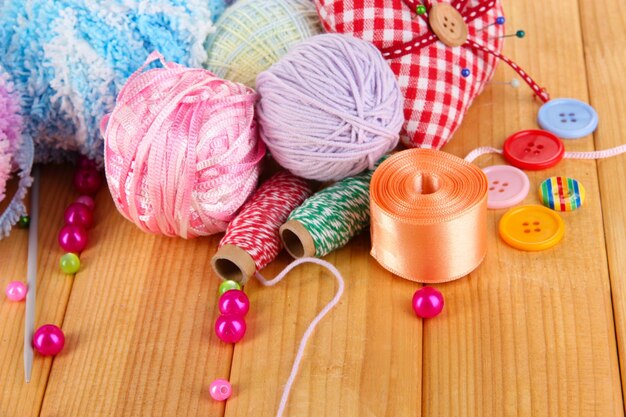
[370,149,488,283]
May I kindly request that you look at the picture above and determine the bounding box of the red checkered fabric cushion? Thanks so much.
[314,0,504,149]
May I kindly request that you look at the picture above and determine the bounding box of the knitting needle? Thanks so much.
[24,165,40,383]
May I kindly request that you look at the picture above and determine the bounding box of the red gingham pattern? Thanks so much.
[314,0,504,149]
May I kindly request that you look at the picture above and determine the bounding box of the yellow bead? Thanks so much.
[60,253,81,274]
[218,280,241,295]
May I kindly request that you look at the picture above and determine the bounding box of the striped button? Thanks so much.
[539,176,585,211]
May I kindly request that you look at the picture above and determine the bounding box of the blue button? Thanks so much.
[537,98,598,139]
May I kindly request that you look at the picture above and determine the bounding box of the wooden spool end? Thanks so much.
[279,220,316,259]
[211,244,256,284]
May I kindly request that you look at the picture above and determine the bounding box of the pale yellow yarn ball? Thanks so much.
[205,0,323,87]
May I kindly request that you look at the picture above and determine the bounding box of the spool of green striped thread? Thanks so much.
[280,157,387,258]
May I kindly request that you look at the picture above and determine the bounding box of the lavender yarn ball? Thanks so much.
[255,34,404,182]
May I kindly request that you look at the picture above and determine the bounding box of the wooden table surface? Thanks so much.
[2,0,626,416]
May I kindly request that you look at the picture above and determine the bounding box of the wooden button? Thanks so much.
[429,3,468,47]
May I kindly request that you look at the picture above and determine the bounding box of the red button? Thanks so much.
[503,130,564,170]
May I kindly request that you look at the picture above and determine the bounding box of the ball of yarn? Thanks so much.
[256,34,404,182]
[205,0,323,88]
[0,67,34,239]
[104,52,265,239]
[0,0,231,163]
[0,69,23,202]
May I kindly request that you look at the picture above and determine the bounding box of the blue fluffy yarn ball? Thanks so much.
[0,0,231,162]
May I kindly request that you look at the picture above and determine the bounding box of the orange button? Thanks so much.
[429,3,468,47]
[498,205,565,251]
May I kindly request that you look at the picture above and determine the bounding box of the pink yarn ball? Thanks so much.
[0,70,23,205]
[209,379,232,401]
[33,324,65,356]
[103,52,265,239]
[5,281,27,301]
[218,289,250,317]
[64,202,94,229]
[412,287,444,318]
[0,69,30,240]
[58,225,88,253]
[215,314,247,343]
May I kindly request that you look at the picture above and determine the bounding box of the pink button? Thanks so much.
[482,165,530,209]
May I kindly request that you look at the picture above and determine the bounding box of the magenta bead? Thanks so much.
[75,195,95,211]
[33,324,65,356]
[209,379,232,401]
[58,225,89,253]
[215,315,246,343]
[412,287,444,318]
[77,155,98,170]
[64,202,94,229]
[5,281,27,301]
[218,290,250,317]
[73,169,102,195]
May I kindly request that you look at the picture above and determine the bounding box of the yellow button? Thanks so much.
[429,3,468,47]
[499,205,565,251]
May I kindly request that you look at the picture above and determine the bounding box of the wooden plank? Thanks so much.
[1,2,623,416]
[0,166,75,417]
[430,0,624,415]
[578,0,626,405]
[38,182,233,416]
[225,238,423,416]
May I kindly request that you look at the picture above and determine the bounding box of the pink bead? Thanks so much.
[215,314,246,343]
[412,287,444,319]
[75,195,95,211]
[33,324,65,356]
[58,225,89,253]
[73,169,102,195]
[5,281,27,301]
[218,290,250,317]
[77,155,98,170]
[209,379,232,401]
[64,202,94,229]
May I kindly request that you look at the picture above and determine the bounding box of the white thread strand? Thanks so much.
[564,144,626,159]
[464,146,502,162]
[255,258,345,417]
[464,144,626,163]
